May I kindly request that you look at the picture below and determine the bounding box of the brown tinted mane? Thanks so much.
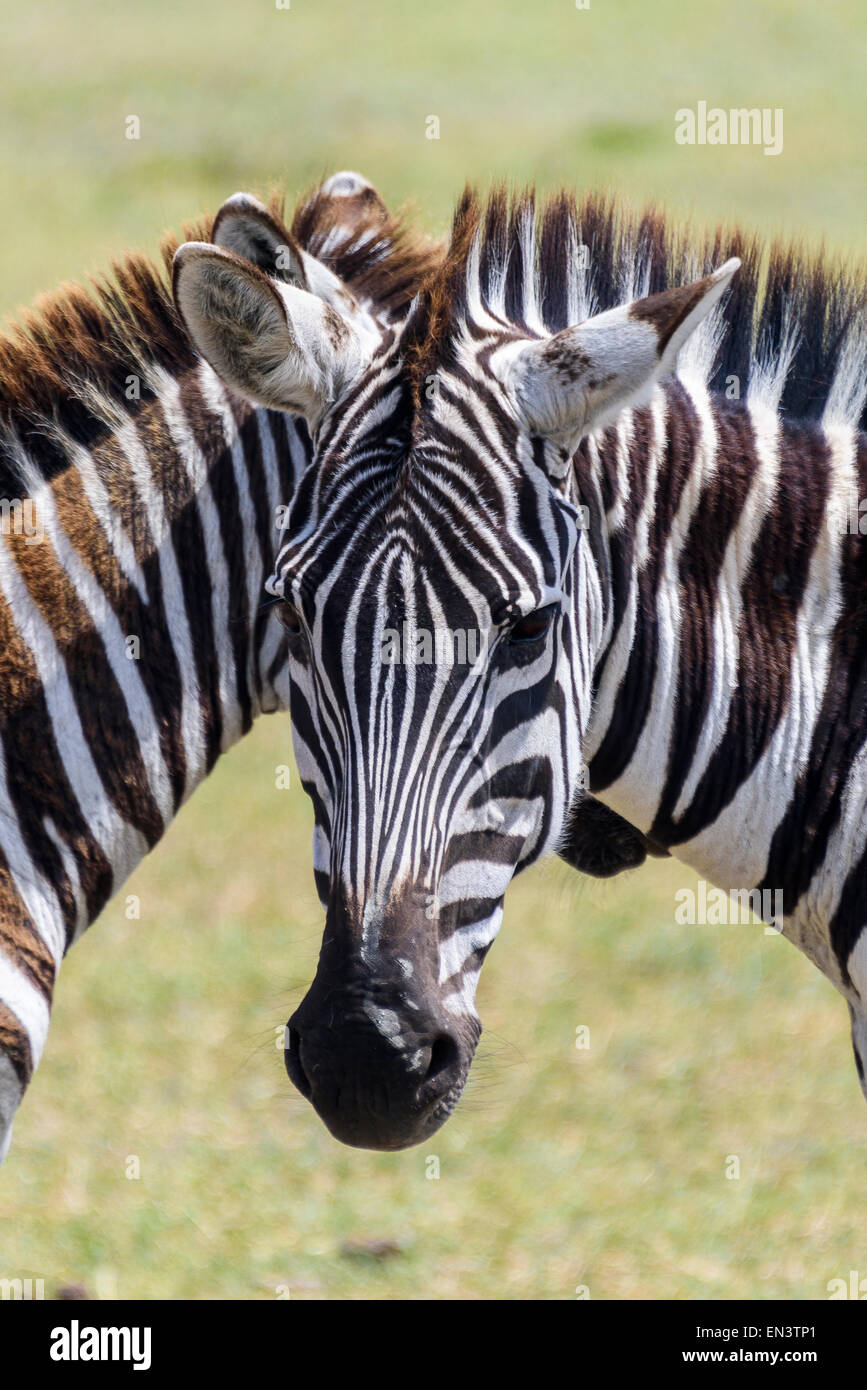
[285,183,443,321]
[0,185,443,480]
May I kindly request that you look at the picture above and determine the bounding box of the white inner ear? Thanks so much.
[174,244,370,421]
[501,260,740,451]
[502,307,661,448]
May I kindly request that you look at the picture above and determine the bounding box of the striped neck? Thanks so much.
[581,376,866,900]
[0,362,303,972]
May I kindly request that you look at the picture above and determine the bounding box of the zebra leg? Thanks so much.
[558,797,665,878]
[848,1004,867,1101]
[0,1042,24,1164]
[0,964,51,1164]
[0,1078,16,1162]
[844,925,867,1103]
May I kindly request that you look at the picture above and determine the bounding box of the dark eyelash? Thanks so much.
[277,603,304,638]
[506,604,558,644]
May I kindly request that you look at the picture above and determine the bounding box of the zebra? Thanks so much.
[0,173,440,1162]
[175,180,867,1151]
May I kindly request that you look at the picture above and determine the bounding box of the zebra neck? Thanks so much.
[0,362,302,969]
[582,376,865,890]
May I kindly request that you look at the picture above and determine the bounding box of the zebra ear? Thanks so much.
[212,193,306,284]
[311,170,389,223]
[173,242,368,421]
[505,259,740,450]
[212,192,363,318]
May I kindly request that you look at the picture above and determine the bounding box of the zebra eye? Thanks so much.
[507,604,558,644]
[277,603,304,639]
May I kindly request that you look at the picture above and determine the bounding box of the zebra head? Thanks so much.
[174,182,738,1150]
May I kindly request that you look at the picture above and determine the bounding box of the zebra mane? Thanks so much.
[0,183,440,477]
[411,185,867,430]
[287,181,442,322]
[1,179,864,478]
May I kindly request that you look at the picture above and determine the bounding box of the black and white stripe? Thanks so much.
[0,173,424,1160]
[5,171,865,1158]
[252,186,866,1141]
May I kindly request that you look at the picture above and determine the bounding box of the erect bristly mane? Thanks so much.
[410,185,867,431]
[0,179,864,490]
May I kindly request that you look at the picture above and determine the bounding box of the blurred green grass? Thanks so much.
[4,720,866,1300]
[1,0,865,324]
[0,0,865,1300]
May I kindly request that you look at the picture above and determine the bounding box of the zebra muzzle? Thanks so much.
[284,981,474,1151]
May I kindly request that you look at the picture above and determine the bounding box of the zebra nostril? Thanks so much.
[425,1033,460,1083]
[284,1026,312,1100]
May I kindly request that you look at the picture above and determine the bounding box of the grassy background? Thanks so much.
[0,0,865,1300]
